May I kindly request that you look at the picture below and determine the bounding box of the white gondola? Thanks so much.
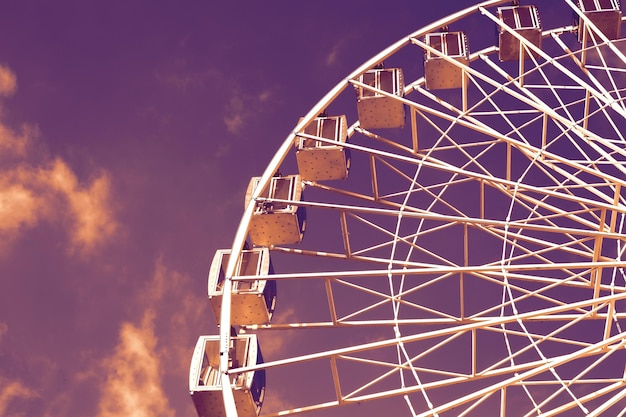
[208,247,276,326]
[245,174,306,246]
[578,0,622,42]
[497,5,542,62]
[355,67,405,129]
[424,31,469,90]
[190,334,265,417]
[295,114,350,181]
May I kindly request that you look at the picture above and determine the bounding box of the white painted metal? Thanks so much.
[202,1,626,416]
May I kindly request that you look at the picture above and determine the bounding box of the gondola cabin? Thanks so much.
[190,334,265,417]
[355,67,405,129]
[295,115,350,181]
[578,0,622,42]
[208,247,276,326]
[497,5,542,62]
[424,31,469,90]
[245,175,306,246]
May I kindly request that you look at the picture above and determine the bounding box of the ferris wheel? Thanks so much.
[190,1,626,416]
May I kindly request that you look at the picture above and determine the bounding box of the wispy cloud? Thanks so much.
[257,306,297,359]
[0,378,38,417]
[141,258,211,378]
[0,182,39,238]
[155,59,278,139]
[43,158,117,252]
[223,87,274,136]
[95,258,209,417]
[0,65,17,97]
[0,65,118,255]
[96,312,176,417]
[0,324,38,417]
[0,123,33,156]
[0,160,117,255]
[324,34,357,68]
[154,65,221,94]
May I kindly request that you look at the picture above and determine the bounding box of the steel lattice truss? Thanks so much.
[211,1,626,416]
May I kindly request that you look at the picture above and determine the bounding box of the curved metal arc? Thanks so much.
[214,1,626,416]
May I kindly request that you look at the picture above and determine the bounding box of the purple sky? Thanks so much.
[2,2,624,417]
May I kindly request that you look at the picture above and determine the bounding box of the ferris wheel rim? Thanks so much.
[199,2,626,416]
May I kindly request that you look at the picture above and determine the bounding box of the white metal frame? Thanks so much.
[296,115,347,149]
[425,32,469,58]
[497,5,541,31]
[249,176,299,213]
[358,68,404,98]
[207,1,626,416]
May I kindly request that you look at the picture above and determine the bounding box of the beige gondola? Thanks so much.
[578,0,622,42]
[497,5,542,62]
[355,67,405,129]
[424,31,469,90]
[208,247,276,326]
[295,114,350,181]
[189,334,265,417]
[245,175,306,246]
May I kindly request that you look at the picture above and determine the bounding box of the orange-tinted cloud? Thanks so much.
[0,324,38,416]
[0,64,118,254]
[44,158,117,251]
[141,258,211,374]
[0,378,38,417]
[0,123,33,156]
[0,65,17,97]
[0,169,47,252]
[256,306,297,359]
[97,312,176,417]
[95,259,209,417]
[0,183,38,233]
[0,160,118,255]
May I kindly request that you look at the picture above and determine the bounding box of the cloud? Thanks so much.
[0,169,48,253]
[0,378,38,417]
[156,60,277,137]
[0,323,38,417]
[325,43,342,67]
[0,123,33,156]
[0,65,17,97]
[44,158,117,251]
[96,312,176,417]
[0,259,207,417]
[141,258,211,372]
[223,92,247,135]
[223,88,274,135]
[154,66,221,94]
[95,259,209,417]
[256,307,297,359]
[324,34,356,68]
[0,159,118,255]
[0,65,118,254]
[0,183,38,235]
